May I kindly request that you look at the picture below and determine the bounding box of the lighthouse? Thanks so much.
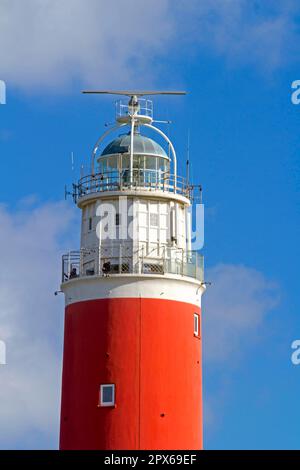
[59,91,205,450]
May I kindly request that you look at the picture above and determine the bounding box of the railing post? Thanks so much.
[68,252,71,278]
[130,114,135,188]
[96,247,98,276]
[119,244,122,273]
[79,250,82,277]
[201,254,204,282]
[140,245,144,274]
[98,245,101,275]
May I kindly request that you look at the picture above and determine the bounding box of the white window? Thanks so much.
[100,384,115,406]
[194,313,200,337]
[150,212,159,227]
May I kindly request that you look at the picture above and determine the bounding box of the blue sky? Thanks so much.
[0,0,300,449]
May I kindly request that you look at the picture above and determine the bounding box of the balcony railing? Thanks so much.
[62,245,204,284]
[115,98,153,120]
[75,170,190,200]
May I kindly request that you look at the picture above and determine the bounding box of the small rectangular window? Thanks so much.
[88,217,92,231]
[115,213,121,226]
[194,313,200,337]
[100,384,115,406]
[150,213,158,227]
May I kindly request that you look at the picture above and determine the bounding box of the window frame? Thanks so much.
[194,313,200,337]
[100,384,115,407]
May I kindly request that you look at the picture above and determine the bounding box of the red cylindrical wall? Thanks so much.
[60,297,202,450]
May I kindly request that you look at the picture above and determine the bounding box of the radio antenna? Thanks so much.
[186,130,190,185]
[71,152,74,172]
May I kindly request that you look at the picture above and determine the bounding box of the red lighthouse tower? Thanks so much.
[59,91,205,450]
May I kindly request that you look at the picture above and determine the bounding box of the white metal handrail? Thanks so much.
[76,170,189,199]
[115,99,153,119]
[62,245,204,283]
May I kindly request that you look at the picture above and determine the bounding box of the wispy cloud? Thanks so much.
[203,263,279,363]
[0,200,77,449]
[202,263,280,435]
[0,0,298,92]
[0,0,173,90]
[178,0,298,71]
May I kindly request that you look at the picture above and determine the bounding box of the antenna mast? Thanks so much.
[186,129,190,186]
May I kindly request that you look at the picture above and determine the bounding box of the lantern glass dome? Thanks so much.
[96,133,170,177]
[100,133,168,158]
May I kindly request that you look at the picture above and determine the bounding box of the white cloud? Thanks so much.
[0,0,173,90]
[0,0,298,92]
[202,263,279,363]
[0,200,77,449]
[202,263,280,436]
[175,0,298,71]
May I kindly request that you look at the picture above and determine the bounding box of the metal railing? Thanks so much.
[76,170,189,200]
[62,245,204,283]
[115,99,153,120]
